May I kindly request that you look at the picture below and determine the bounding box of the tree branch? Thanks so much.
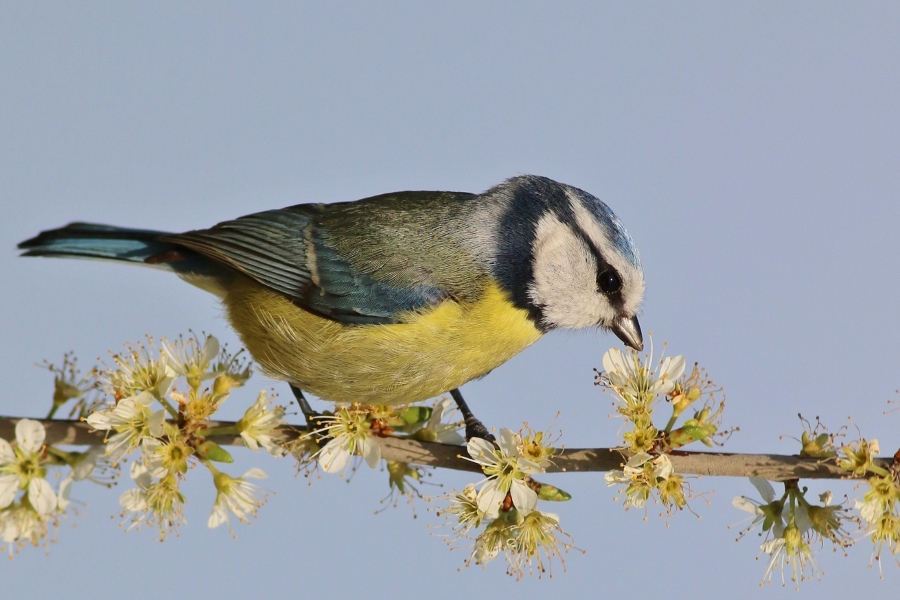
[0,416,883,482]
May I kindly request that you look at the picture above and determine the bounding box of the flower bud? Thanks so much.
[195,440,234,463]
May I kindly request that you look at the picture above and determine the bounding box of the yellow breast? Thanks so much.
[222,275,543,405]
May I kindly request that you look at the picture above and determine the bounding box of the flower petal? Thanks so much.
[497,428,518,457]
[28,478,57,516]
[476,479,506,517]
[732,496,761,514]
[130,460,153,488]
[473,543,500,565]
[207,503,228,529]
[429,398,452,424]
[57,476,73,510]
[261,436,287,457]
[104,431,135,464]
[148,409,166,438]
[85,411,113,431]
[604,470,629,486]
[772,515,786,538]
[856,498,881,524]
[0,438,14,463]
[360,437,381,469]
[515,456,543,475]
[202,336,220,366]
[655,379,678,396]
[72,446,104,481]
[616,348,637,376]
[156,374,176,398]
[794,503,812,533]
[120,488,148,512]
[760,538,784,555]
[601,349,618,376]
[609,373,634,392]
[604,347,631,377]
[466,438,498,467]
[132,391,156,407]
[625,452,652,468]
[870,439,881,455]
[0,474,18,509]
[509,480,537,514]
[539,511,560,524]
[659,355,686,381]
[242,468,268,480]
[0,514,20,543]
[319,438,352,473]
[15,419,46,454]
[652,455,674,480]
[240,431,260,452]
[749,477,776,502]
[625,494,647,509]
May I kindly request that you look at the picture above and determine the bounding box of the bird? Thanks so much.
[19,175,645,439]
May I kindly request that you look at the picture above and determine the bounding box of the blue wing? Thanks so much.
[166,203,450,325]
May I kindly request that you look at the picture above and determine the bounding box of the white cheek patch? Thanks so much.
[527,213,618,330]
[566,192,645,317]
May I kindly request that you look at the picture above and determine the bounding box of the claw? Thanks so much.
[450,388,496,445]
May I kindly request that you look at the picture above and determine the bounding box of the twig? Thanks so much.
[0,416,883,482]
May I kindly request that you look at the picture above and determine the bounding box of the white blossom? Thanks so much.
[602,347,686,398]
[314,408,380,474]
[208,468,267,529]
[0,419,56,515]
[237,391,286,456]
[86,391,166,463]
[417,398,465,445]
[162,334,220,387]
[466,428,542,517]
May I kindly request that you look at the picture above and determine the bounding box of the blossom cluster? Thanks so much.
[295,397,465,475]
[598,345,726,513]
[1,418,109,556]
[598,345,726,454]
[84,334,283,538]
[435,427,574,579]
[604,452,685,514]
[15,329,900,588]
[733,478,854,587]
[731,420,900,588]
[14,333,479,557]
[285,394,575,578]
[287,397,574,578]
[837,436,900,573]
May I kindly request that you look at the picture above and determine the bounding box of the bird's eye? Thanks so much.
[597,270,622,294]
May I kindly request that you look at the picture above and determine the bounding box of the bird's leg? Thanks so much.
[290,385,326,434]
[450,388,495,444]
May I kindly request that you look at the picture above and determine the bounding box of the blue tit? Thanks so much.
[19,175,644,410]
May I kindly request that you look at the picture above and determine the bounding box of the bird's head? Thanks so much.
[491,176,645,350]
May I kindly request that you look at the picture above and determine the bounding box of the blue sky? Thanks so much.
[2,3,900,598]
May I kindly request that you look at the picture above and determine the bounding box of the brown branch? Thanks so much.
[0,416,885,482]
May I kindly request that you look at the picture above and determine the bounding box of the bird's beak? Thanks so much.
[611,315,643,351]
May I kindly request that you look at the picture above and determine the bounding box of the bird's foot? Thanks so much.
[464,417,495,444]
[450,388,496,445]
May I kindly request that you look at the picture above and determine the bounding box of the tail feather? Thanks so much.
[18,222,176,265]
[19,222,232,298]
